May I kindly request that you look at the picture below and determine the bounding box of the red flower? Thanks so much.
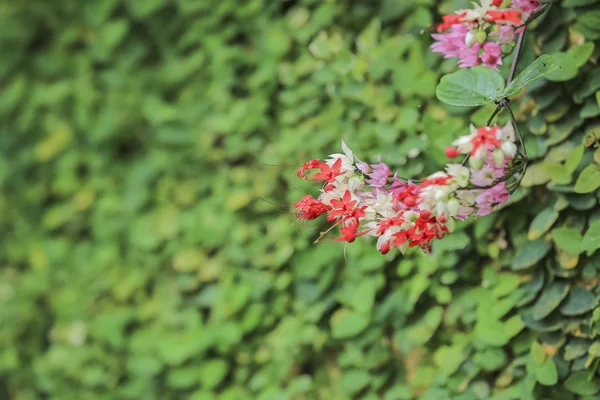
[327,190,358,221]
[336,218,371,243]
[485,10,522,25]
[294,195,331,220]
[437,12,467,32]
[376,215,405,235]
[313,158,344,183]
[419,176,452,188]
[492,0,503,6]
[337,219,360,242]
[395,185,420,206]
[297,159,321,179]
[471,126,502,156]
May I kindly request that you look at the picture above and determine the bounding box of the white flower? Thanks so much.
[446,164,470,187]
[348,176,364,191]
[457,190,477,206]
[498,123,515,142]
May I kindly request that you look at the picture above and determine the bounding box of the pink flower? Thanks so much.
[489,25,515,45]
[480,42,503,70]
[458,42,482,68]
[475,183,510,216]
[513,0,541,14]
[471,164,505,187]
[431,24,469,59]
[367,160,391,188]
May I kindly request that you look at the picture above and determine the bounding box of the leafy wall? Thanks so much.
[0,0,600,399]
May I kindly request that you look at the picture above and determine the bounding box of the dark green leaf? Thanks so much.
[528,208,560,240]
[532,281,570,320]
[565,371,600,395]
[560,285,597,316]
[511,238,552,270]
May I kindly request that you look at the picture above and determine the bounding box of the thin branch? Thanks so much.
[505,103,527,160]
[507,28,526,85]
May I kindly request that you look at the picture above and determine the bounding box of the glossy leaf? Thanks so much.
[436,66,505,106]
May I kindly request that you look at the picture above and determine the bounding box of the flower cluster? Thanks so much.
[294,123,523,254]
[431,0,541,70]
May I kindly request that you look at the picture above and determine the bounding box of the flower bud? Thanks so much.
[469,156,484,170]
[434,188,447,201]
[446,198,460,217]
[501,141,517,158]
[492,148,505,166]
[436,201,446,216]
[445,146,460,158]
[445,217,455,232]
[475,30,487,44]
[465,31,477,47]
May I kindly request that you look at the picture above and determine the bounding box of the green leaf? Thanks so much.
[528,208,560,240]
[560,285,597,316]
[564,0,600,6]
[351,280,377,314]
[330,309,370,339]
[564,338,592,361]
[436,66,505,107]
[199,359,228,389]
[492,273,521,298]
[574,165,600,193]
[532,281,570,320]
[531,341,547,365]
[565,145,585,173]
[511,238,552,270]
[581,220,600,255]
[535,358,558,386]
[569,42,595,68]
[565,371,600,395]
[433,345,465,376]
[551,227,583,254]
[501,55,559,98]
[473,348,507,371]
[340,369,371,395]
[547,52,579,82]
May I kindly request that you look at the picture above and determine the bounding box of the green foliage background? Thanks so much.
[1,0,600,398]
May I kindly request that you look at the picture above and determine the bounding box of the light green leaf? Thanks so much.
[330,309,370,339]
[551,227,583,254]
[574,165,600,193]
[535,358,558,386]
[501,55,559,98]
[565,145,585,173]
[581,220,600,255]
[433,345,465,376]
[436,66,505,106]
[547,52,579,82]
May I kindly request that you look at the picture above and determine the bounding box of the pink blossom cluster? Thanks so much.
[431,0,541,70]
[294,123,519,254]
